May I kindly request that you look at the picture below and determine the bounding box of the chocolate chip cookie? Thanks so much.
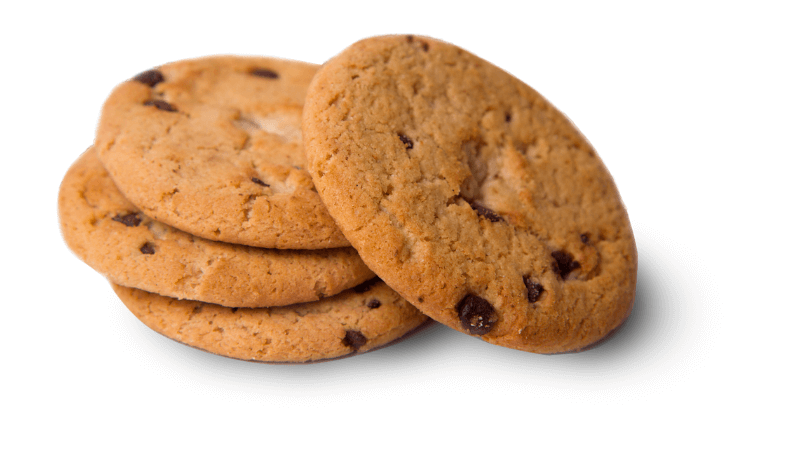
[59,149,374,308]
[303,35,637,353]
[112,279,430,363]
[94,55,349,249]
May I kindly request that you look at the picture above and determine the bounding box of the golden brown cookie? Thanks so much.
[94,55,349,249]
[112,279,430,363]
[303,35,637,354]
[59,149,374,308]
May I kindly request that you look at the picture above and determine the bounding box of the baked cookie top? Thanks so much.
[94,55,349,249]
[59,149,374,308]
[303,35,637,353]
[112,279,430,363]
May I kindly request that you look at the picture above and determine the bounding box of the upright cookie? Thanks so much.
[112,280,430,363]
[94,56,349,249]
[303,35,637,353]
[59,149,374,308]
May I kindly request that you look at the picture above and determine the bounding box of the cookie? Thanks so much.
[94,55,349,249]
[302,35,637,354]
[111,279,431,363]
[59,149,374,308]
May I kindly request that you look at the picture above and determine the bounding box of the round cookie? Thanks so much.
[111,279,431,363]
[302,35,637,354]
[94,55,349,249]
[59,149,374,308]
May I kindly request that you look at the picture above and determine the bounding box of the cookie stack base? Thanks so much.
[112,281,430,364]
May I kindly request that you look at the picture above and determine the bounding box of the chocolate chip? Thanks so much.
[342,330,367,350]
[417,297,424,303]
[353,278,378,293]
[230,308,239,313]
[505,113,512,122]
[251,68,279,79]
[398,133,413,150]
[367,299,381,309]
[581,233,589,244]
[405,35,428,51]
[552,250,580,279]
[523,276,544,303]
[469,201,503,222]
[192,305,203,314]
[456,295,497,335]
[143,99,177,112]
[140,242,155,255]
[133,69,164,87]
[112,213,142,227]
[251,177,269,187]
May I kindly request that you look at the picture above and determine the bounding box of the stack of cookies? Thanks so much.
[60,35,637,363]
[58,55,430,363]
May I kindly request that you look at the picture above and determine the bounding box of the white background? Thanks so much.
[3,1,798,448]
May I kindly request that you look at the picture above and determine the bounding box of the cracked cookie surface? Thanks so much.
[94,55,349,249]
[59,149,374,307]
[111,279,430,363]
[303,35,637,353]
